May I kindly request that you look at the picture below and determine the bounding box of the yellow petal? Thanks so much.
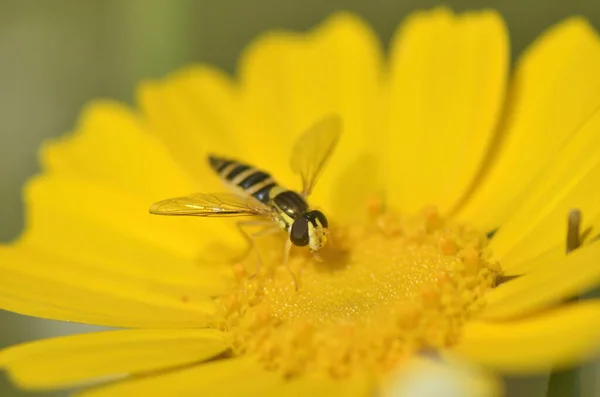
[331,153,382,224]
[0,245,218,328]
[21,173,242,263]
[482,241,600,320]
[455,17,600,231]
[237,12,384,220]
[453,300,600,373]
[137,66,240,191]
[79,357,282,397]
[0,329,228,390]
[37,101,245,260]
[500,245,563,276]
[487,106,600,266]
[498,212,600,276]
[387,8,508,214]
[42,101,197,201]
[281,374,370,397]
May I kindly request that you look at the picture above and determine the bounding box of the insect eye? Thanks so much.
[290,218,310,246]
[307,210,328,228]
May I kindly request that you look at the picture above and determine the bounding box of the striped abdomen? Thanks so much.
[208,155,277,204]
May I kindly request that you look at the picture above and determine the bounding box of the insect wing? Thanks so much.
[150,192,273,217]
[290,115,342,197]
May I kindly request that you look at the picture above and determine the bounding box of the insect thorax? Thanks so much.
[269,188,309,228]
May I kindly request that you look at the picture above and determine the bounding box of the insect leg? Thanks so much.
[236,220,280,277]
[282,237,299,291]
[283,237,292,267]
[235,219,274,260]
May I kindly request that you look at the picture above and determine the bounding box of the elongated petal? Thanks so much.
[482,241,600,320]
[78,355,369,397]
[387,8,508,214]
[22,173,243,263]
[0,329,228,390]
[32,100,245,261]
[0,168,238,327]
[280,376,370,397]
[42,101,198,201]
[0,245,219,328]
[502,214,600,276]
[138,66,240,191]
[79,357,282,397]
[486,100,600,266]
[237,13,384,220]
[453,300,600,373]
[455,18,600,231]
[499,212,600,277]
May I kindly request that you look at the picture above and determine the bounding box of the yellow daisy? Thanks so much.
[2,7,600,396]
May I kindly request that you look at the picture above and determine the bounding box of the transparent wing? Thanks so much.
[149,192,273,217]
[290,115,342,197]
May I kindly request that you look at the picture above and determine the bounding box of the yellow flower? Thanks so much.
[2,7,600,396]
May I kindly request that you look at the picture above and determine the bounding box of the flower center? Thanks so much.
[215,205,501,379]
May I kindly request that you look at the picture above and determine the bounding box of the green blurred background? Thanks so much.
[1,1,599,396]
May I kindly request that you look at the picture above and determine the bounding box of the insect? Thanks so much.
[149,116,342,285]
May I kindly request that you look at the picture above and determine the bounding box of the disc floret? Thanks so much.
[216,206,501,378]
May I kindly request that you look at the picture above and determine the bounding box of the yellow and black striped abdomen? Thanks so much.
[208,155,277,204]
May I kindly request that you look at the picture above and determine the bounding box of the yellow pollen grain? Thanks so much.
[366,196,385,216]
[216,208,500,379]
[376,213,402,236]
[460,247,481,275]
[232,263,246,280]
[439,236,458,255]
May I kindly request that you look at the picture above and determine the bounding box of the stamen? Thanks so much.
[366,195,385,216]
[496,210,583,288]
[494,274,520,287]
[219,207,501,379]
[566,209,582,253]
[486,229,498,239]
[546,211,584,394]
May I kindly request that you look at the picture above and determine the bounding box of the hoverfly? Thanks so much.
[150,116,342,284]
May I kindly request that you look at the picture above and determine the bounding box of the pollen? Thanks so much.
[215,206,501,379]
